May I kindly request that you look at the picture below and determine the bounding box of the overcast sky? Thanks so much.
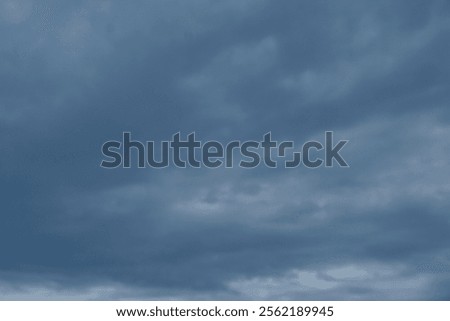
[1,0,450,300]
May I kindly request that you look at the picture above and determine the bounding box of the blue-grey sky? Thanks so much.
[1,0,450,300]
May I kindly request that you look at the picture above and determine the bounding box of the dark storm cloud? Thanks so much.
[1,0,450,299]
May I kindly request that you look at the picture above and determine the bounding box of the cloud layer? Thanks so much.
[1,0,450,300]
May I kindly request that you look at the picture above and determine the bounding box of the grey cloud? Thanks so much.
[1,0,449,300]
